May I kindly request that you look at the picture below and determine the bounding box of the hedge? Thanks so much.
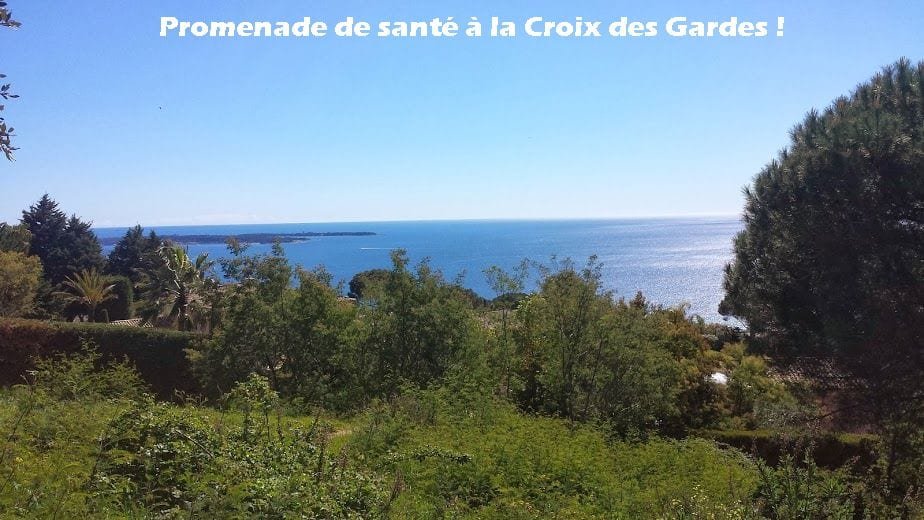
[701,429,879,470]
[0,318,200,398]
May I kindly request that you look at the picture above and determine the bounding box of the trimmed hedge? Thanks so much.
[701,429,878,470]
[0,318,199,398]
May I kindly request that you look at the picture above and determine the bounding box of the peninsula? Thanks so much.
[99,231,376,246]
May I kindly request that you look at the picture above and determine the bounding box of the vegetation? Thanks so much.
[55,268,117,323]
[0,1,19,161]
[0,60,922,517]
[0,223,30,253]
[98,275,134,321]
[722,59,924,500]
[138,244,217,331]
[0,250,41,317]
[20,195,105,287]
[3,350,919,519]
[105,225,162,284]
[0,318,197,398]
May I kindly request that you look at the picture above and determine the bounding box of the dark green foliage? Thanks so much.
[0,318,197,397]
[348,268,391,299]
[489,291,528,309]
[0,5,19,162]
[20,195,67,281]
[106,225,162,284]
[99,275,134,321]
[138,243,217,331]
[20,194,105,286]
[721,60,924,503]
[56,268,117,322]
[753,451,857,519]
[721,59,924,425]
[450,285,490,308]
[1,1,18,161]
[62,214,105,274]
[197,247,482,410]
[701,430,877,470]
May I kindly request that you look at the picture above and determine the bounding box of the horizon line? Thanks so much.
[91,213,742,230]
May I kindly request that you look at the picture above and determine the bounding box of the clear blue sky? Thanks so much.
[1,1,922,226]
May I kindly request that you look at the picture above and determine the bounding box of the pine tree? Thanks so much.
[107,225,162,283]
[21,194,104,285]
[721,59,924,437]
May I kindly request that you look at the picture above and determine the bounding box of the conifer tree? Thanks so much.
[722,59,924,438]
[21,194,104,285]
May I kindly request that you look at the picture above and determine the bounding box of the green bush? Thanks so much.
[701,430,878,470]
[0,349,147,517]
[0,318,198,398]
[30,344,147,402]
[350,388,760,518]
[753,451,857,519]
[1,363,389,518]
[98,275,134,321]
[91,376,389,518]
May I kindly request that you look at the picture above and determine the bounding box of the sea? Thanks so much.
[94,217,742,324]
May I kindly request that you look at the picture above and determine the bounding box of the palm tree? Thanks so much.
[56,268,117,322]
[141,244,215,331]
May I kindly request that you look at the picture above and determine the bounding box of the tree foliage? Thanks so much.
[720,59,924,429]
[0,250,41,317]
[99,275,134,321]
[199,244,366,408]
[21,194,105,286]
[509,258,719,434]
[0,1,20,161]
[362,250,481,395]
[347,268,390,300]
[56,268,117,322]
[0,222,30,253]
[196,247,482,409]
[139,244,216,331]
[106,225,162,284]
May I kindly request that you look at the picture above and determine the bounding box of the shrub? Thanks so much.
[98,275,134,321]
[91,376,389,518]
[509,258,721,435]
[349,388,760,518]
[0,318,198,397]
[701,430,878,470]
[0,349,146,517]
[753,451,857,519]
[30,344,147,402]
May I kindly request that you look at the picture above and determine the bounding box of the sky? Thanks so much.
[1,1,923,226]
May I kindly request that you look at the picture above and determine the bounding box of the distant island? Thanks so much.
[99,231,376,246]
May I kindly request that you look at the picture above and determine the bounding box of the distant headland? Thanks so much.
[99,231,376,246]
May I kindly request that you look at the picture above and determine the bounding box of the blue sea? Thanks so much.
[95,218,742,323]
